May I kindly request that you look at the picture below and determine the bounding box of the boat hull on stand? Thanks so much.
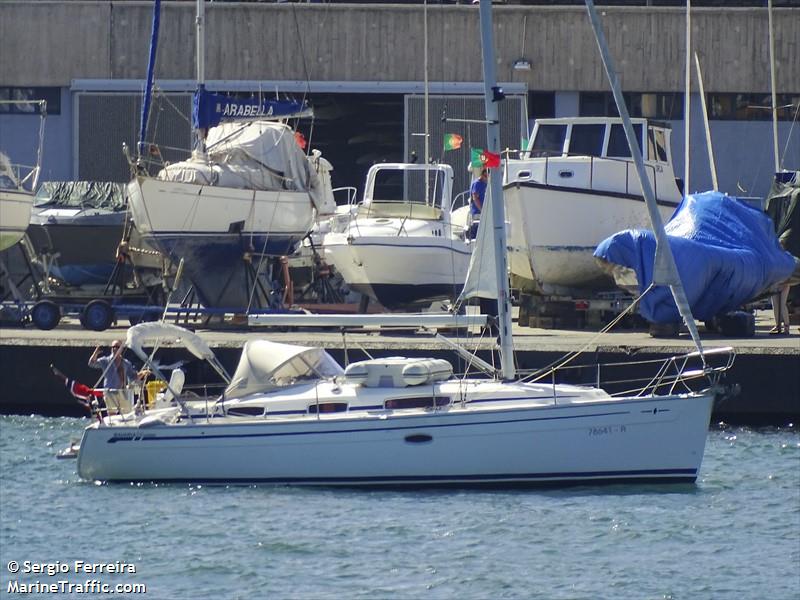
[128,177,314,308]
[323,232,471,310]
[504,180,677,293]
[0,188,33,251]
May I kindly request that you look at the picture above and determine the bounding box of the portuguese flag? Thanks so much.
[470,147,501,169]
[443,133,463,151]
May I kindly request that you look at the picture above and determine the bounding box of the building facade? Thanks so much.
[1,2,798,198]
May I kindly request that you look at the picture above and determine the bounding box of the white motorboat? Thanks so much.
[127,0,335,310]
[322,163,471,310]
[70,0,732,487]
[504,117,682,295]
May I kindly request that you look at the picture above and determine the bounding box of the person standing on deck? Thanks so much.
[88,340,146,412]
[468,168,488,240]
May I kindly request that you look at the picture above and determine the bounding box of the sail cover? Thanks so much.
[157,120,328,210]
[457,185,500,302]
[595,191,799,323]
[225,340,343,399]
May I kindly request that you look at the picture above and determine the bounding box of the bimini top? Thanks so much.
[225,340,343,400]
[126,322,216,361]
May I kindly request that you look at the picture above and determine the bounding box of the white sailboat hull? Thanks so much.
[127,177,316,308]
[504,181,677,292]
[77,389,714,486]
[0,188,33,251]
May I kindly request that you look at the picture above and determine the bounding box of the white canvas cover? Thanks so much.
[126,322,216,361]
[157,120,330,211]
[225,339,343,400]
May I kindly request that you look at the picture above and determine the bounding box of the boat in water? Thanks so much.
[503,117,682,295]
[322,163,471,310]
[69,0,732,487]
[127,0,335,311]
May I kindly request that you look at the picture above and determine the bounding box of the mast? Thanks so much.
[138,0,161,160]
[195,0,206,153]
[585,0,704,357]
[768,0,780,173]
[478,0,515,380]
[683,0,691,195]
[694,53,718,191]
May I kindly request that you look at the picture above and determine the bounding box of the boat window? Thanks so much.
[607,124,643,158]
[385,396,450,410]
[227,406,265,417]
[648,128,669,162]
[308,402,348,414]
[568,124,605,157]
[530,124,566,157]
[371,168,446,208]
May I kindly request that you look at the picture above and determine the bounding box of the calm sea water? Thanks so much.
[0,415,797,600]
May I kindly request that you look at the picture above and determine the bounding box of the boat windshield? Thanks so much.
[370,167,446,208]
[270,350,343,386]
[530,124,567,157]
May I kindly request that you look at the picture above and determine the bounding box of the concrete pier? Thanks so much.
[0,311,797,425]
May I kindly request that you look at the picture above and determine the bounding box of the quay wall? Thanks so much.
[1,339,797,426]
[1,3,798,93]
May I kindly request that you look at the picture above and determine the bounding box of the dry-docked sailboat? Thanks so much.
[321,163,472,310]
[71,0,732,487]
[127,0,335,310]
[0,100,46,252]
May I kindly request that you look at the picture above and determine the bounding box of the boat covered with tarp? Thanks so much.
[594,190,800,323]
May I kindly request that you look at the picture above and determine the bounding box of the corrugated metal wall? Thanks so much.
[406,94,526,195]
[76,93,191,182]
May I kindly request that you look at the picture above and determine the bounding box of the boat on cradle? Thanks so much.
[127,0,335,311]
[28,181,161,286]
[69,0,733,487]
[0,100,45,252]
[503,117,682,295]
[0,153,35,252]
[322,163,472,310]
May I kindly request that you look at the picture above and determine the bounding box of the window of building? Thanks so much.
[0,87,60,115]
[579,92,683,120]
[708,93,799,120]
[568,123,605,157]
[528,91,555,119]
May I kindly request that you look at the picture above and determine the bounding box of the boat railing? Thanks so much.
[512,154,660,200]
[332,186,358,206]
[521,346,735,400]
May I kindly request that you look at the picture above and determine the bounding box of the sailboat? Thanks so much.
[127,0,335,310]
[0,100,46,252]
[71,0,732,487]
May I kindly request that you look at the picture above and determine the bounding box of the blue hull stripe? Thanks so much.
[104,469,698,486]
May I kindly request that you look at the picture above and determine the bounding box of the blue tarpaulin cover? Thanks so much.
[594,191,797,323]
[192,88,311,130]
